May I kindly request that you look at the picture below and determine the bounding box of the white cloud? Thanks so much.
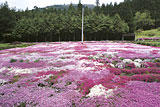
[1,0,124,10]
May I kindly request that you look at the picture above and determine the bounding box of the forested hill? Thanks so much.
[45,4,95,9]
[0,0,160,42]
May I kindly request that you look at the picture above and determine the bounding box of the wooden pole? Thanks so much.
[82,8,84,42]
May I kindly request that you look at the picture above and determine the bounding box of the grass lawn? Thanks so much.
[135,41,160,47]
[135,28,160,39]
[0,43,36,50]
[134,28,160,47]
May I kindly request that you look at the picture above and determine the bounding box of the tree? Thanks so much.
[94,0,100,14]
[0,2,16,41]
[96,0,100,7]
[111,14,129,33]
[101,3,106,14]
[6,0,160,42]
[134,11,155,30]
[77,0,82,13]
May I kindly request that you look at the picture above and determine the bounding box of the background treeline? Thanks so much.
[0,0,159,42]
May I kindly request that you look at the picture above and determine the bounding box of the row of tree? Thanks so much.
[99,0,158,32]
[0,0,158,42]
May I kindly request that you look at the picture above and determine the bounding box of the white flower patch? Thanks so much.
[58,54,87,60]
[56,57,75,62]
[134,59,143,63]
[87,84,116,98]
[80,67,95,71]
[39,74,54,80]
[105,88,116,98]
[133,62,141,68]
[92,56,99,60]
[24,53,41,62]
[87,45,104,51]
[89,55,93,57]
[76,60,95,71]
[48,51,62,54]
[103,52,118,57]
[53,65,76,71]
[116,63,124,69]
[9,67,33,74]
[109,63,115,68]
[87,84,106,97]
[20,52,30,55]
[143,59,153,62]
[42,64,76,71]
[123,59,133,63]
[78,60,91,65]
[3,56,19,62]
[61,49,75,53]
[49,49,75,55]
[93,62,104,66]
[68,44,78,48]
[64,65,76,70]
[39,67,55,71]
[0,67,6,73]
[75,54,87,58]
[58,54,75,58]
[0,79,7,85]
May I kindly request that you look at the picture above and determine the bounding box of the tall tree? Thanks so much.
[0,2,16,41]
[96,0,100,7]
[95,0,100,14]
[134,11,155,30]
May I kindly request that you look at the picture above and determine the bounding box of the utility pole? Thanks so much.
[81,7,84,42]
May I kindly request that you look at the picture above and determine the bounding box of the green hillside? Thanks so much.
[135,28,160,39]
[46,4,95,9]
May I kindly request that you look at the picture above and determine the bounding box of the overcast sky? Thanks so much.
[1,0,124,10]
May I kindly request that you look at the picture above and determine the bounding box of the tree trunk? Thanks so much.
[74,30,76,41]
[50,32,52,42]
[59,34,61,42]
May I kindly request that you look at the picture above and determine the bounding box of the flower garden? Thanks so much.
[137,37,160,41]
[0,41,160,107]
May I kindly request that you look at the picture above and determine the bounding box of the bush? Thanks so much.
[146,33,155,36]
[145,42,150,46]
[10,41,22,45]
[2,33,14,42]
[134,11,155,30]
[10,59,17,63]
[157,27,160,31]
[136,29,143,34]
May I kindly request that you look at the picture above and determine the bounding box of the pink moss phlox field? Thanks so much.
[137,37,160,41]
[0,41,160,107]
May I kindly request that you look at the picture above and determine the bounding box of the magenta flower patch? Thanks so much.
[0,41,160,107]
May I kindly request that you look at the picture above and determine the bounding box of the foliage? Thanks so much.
[134,41,160,47]
[12,10,129,42]
[134,11,155,30]
[157,27,160,31]
[10,59,17,63]
[0,43,35,50]
[135,28,160,39]
[110,14,129,34]
[1,0,160,42]
[0,2,16,41]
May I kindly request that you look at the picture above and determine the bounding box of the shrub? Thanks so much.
[146,33,155,36]
[2,33,14,42]
[136,29,143,34]
[157,27,160,31]
[10,41,22,45]
[10,59,17,63]
[19,59,24,62]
